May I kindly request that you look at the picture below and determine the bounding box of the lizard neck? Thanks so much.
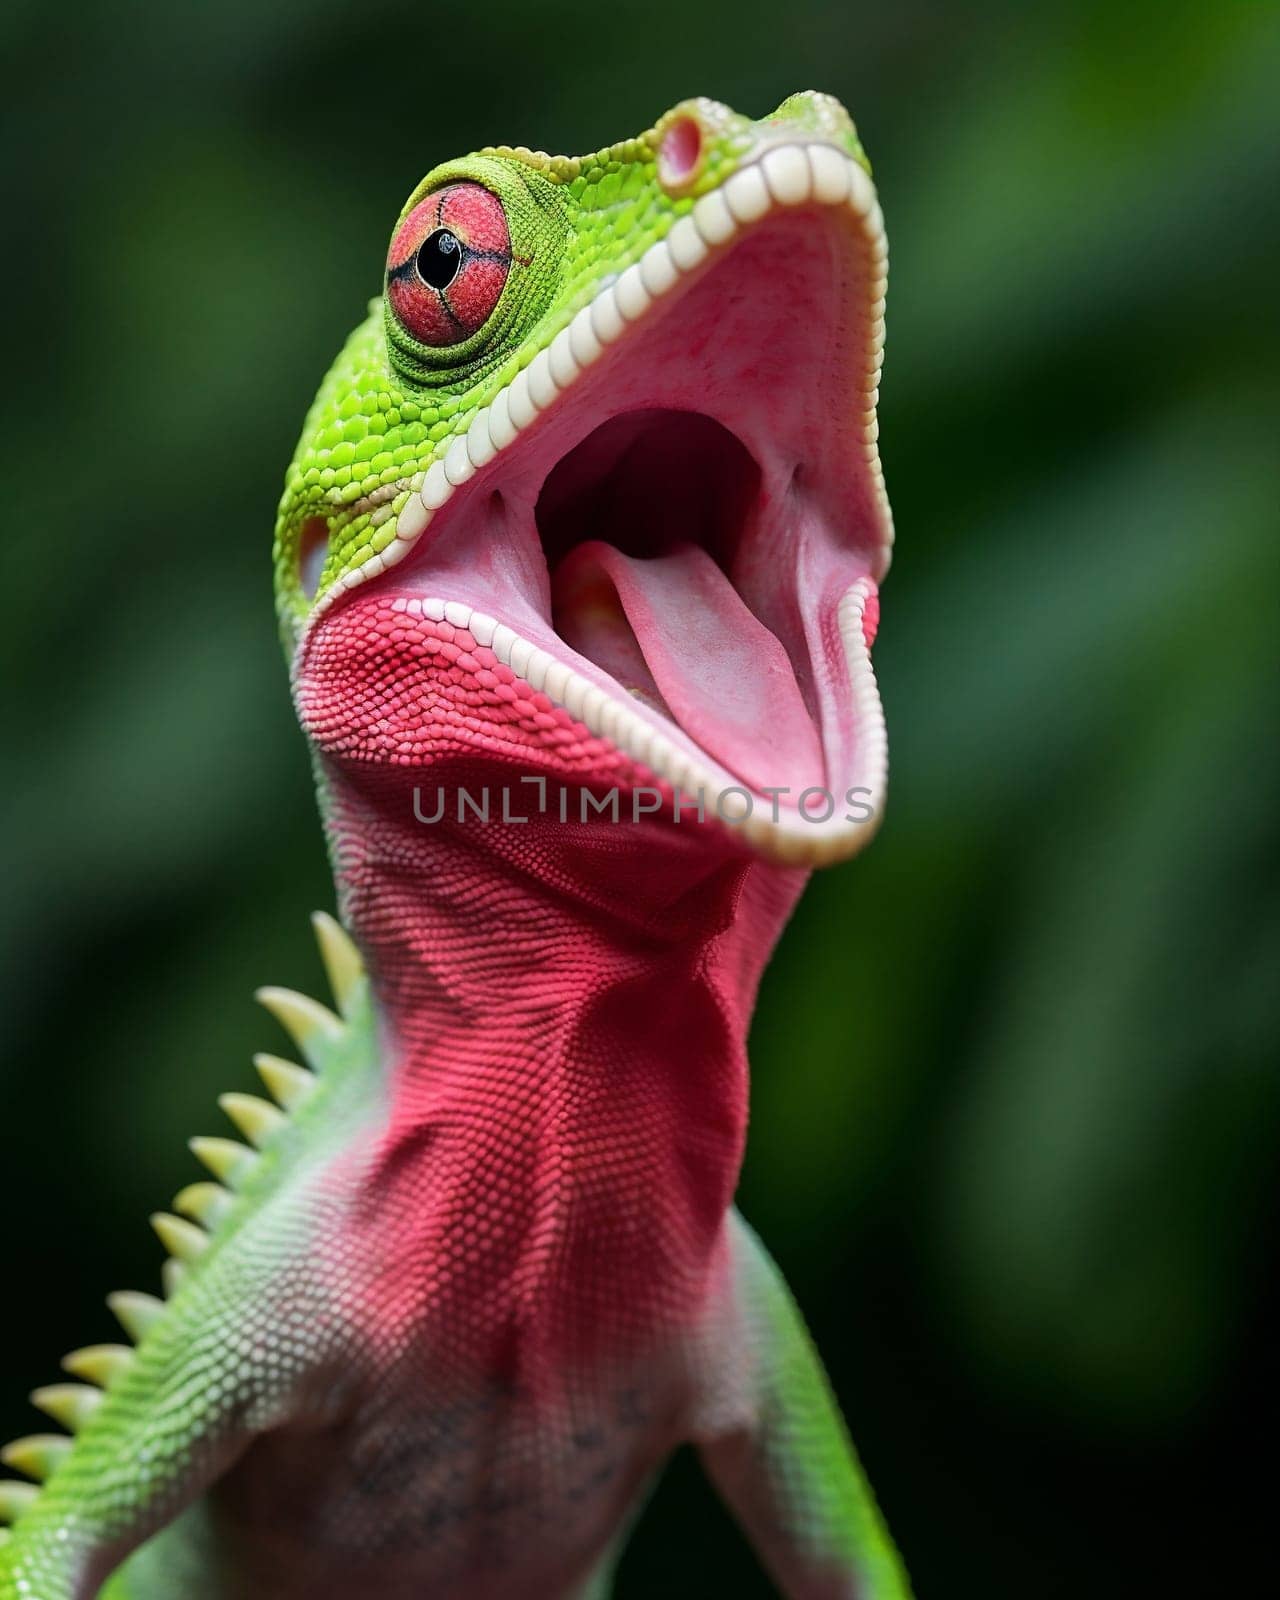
[320,762,804,1367]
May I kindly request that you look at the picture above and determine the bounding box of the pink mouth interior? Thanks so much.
[542,412,824,793]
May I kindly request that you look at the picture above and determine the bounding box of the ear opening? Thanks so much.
[298,518,330,601]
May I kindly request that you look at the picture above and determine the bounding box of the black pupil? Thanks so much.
[416,228,463,290]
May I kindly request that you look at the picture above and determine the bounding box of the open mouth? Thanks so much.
[306,142,891,866]
[541,409,827,800]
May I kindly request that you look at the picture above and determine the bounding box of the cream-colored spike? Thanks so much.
[150,1213,208,1263]
[218,1092,287,1149]
[30,1383,102,1433]
[162,1259,186,1299]
[61,1345,133,1389]
[311,910,364,1019]
[253,1053,315,1112]
[254,986,344,1070]
[189,1135,259,1190]
[0,1481,39,1523]
[107,1291,165,1343]
[173,1181,233,1230]
[1,1435,71,1482]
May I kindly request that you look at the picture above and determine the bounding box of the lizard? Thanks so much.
[0,91,907,1599]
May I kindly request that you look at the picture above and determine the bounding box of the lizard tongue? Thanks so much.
[551,540,825,794]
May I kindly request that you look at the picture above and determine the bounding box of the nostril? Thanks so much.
[657,115,703,191]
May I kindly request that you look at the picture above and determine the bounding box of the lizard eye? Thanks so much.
[386,182,512,348]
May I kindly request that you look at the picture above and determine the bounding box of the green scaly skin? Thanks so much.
[1,93,909,1598]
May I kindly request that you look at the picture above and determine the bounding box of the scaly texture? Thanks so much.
[2,93,909,1599]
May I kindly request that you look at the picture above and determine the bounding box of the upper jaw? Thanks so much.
[303,139,890,869]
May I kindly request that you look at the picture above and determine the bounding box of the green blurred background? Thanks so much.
[2,1,1278,1593]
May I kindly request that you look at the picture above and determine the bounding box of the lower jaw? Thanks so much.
[346,424,888,866]
[366,573,885,869]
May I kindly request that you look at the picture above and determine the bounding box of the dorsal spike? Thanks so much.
[173,1181,233,1230]
[218,1092,287,1149]
[253,1053,315,1112]
[311,910,365,1018]
[254,986,344,1069]
[106,1291,166,1343]
[189,1135,258,1190]
[1,1435,72,1482]
[0,1481,39,1523]
[61,1345,133,1389]
[151,1212,208,1263]
[30,1384,102,1433]
[162,1258,187,1299]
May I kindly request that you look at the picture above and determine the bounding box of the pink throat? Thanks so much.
[323,760,805,1371]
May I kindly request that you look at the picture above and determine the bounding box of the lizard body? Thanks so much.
[1,92,907,1598]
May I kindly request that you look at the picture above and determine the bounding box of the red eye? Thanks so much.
[386,182,512,348]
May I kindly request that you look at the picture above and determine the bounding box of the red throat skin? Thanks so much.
[306,632,807,1384]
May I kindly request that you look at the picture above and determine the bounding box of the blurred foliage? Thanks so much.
[1,1,1277,1594]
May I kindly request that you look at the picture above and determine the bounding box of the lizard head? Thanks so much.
[276,92,890,870]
